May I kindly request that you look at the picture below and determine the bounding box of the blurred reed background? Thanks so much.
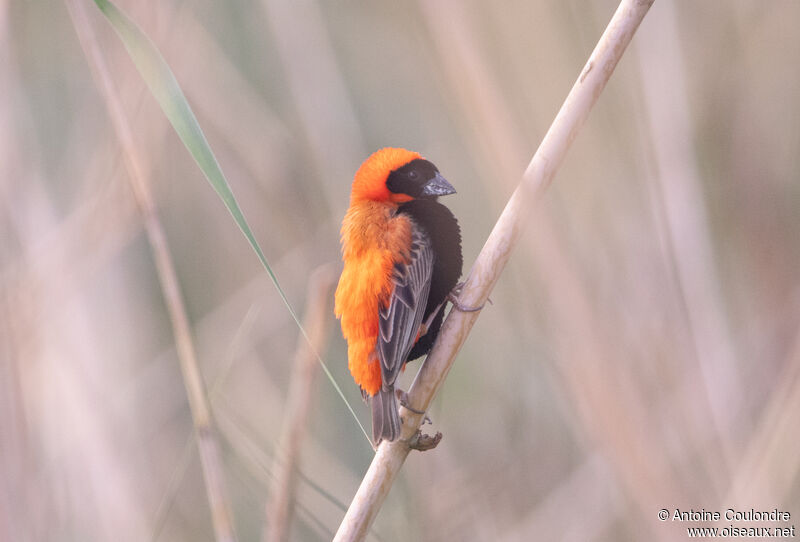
[2,0,800,540]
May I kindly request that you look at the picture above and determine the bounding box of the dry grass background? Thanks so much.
[2,1,800,541]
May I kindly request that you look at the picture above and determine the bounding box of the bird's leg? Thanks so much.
[398,391,440,452]
[418,299,446,338]
[448,281,492,312]
[396,389,431,424]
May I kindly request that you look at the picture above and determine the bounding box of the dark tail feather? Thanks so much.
[371,389,401,444]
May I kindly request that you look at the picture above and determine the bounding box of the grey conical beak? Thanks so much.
[421,172,456,197]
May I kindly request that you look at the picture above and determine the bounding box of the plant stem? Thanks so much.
[264,265,336,542]
[333,1,655,539]
[66,2,238,540]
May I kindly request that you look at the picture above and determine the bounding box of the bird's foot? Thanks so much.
[396,389,431,424]
[448,282,492,312]
[397,391,439,450]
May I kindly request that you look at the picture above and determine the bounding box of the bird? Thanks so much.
[335,148,463,444]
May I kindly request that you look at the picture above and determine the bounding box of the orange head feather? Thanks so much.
[350,147,423,204]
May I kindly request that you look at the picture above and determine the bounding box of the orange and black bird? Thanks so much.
[335,148,462,443]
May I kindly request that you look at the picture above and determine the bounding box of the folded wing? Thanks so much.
[378,226,434,390]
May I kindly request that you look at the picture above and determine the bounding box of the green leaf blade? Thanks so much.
[92,0,370,446]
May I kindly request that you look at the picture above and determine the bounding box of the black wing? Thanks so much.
[377,225,434,390]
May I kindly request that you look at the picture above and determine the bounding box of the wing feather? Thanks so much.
[378,225,433,390]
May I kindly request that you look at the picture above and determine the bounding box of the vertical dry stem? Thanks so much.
[259,0,365,215]
[635,0,738,476]
[264,265,337,542]
[66,2,237,541]
[333,1,655,539]
[727,327,800,506]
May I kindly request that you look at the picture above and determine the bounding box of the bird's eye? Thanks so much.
[408,170,418,180]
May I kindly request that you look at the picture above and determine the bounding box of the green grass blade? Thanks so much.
[92,0,371,446]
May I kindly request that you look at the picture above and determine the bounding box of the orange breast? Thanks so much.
[334,202,412,395]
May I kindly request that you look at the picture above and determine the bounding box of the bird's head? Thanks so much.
[350,148,456,205]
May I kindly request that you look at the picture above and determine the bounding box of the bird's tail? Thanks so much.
[371,389,401,444]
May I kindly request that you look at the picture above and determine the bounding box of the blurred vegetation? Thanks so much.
[2,1,800,541]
